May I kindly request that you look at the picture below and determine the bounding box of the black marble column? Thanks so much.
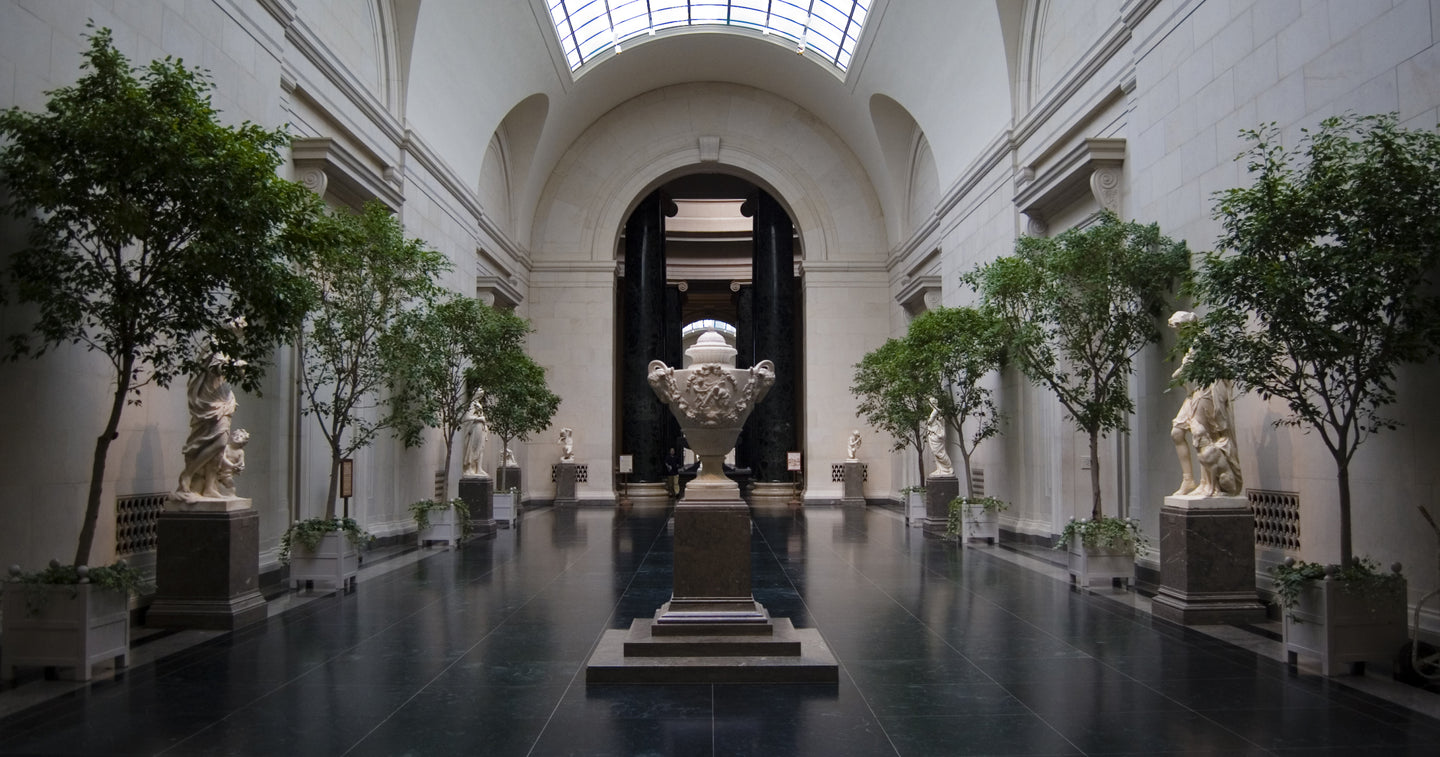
[663,285,684,456]
[735,285,756,471]
[750,191,796,483]
[622,191,668,483]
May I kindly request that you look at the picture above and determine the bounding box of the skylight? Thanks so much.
[547,1,869,73]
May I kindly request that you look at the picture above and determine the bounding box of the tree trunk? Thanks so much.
[1337,457,1353,566]
[960,450,974,499]
[75,355,134,567]
[913,429,926,487]
[325,446,341,519]
[440,433,455,501]
[1089,429,1103,521]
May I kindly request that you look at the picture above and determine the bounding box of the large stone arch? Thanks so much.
[530,82,885,265]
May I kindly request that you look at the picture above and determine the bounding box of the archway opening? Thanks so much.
[615,173,804,500]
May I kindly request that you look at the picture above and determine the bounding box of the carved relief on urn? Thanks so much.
[647,331,774,499]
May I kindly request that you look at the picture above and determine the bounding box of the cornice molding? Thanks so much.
[291,136,404,210]
[1013,137,1126,236]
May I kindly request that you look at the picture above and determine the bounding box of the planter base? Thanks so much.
[1151,497,1265,626]
[2,585,129,681]
[418,506,464,549]
[1068,544,1134,589]
[1284,577,1408,675]
[961,510,1000,545]
[148,505,267,630]
[289,532,360,591]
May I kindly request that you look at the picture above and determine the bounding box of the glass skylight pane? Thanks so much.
[547,1,870,72]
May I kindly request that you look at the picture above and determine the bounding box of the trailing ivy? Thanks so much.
[278,517,371,564]
[1269,555,1404,622]
[1055,516,1149,556]
[6,559,153,617]
[408,498,471,537]
[946,496,1009,538]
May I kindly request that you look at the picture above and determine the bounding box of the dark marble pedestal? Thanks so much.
[923,474,960,537]
[148,502,266,630]
[554,462,578,506]
[840,461,865,506]
[459,475,496,536]
[497,465,521,494]
[586,496,838,683]
[1151,495,1266,625]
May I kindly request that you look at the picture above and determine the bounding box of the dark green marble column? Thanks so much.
[750,191,796,484]
[622,192,668,483]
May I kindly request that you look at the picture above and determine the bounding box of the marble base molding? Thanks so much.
[586,496,837,683]
[1151,495,1265,625]
[148,504,267,630]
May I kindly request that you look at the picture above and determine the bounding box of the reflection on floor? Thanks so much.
[2,505,1439,756]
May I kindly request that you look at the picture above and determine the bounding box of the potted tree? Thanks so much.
[480,353,561,522]
[408,498,470,548]
[852,337,933,523]
[905,306,1008,544]
[1184,114,1440,673]
[967,211,1188,584]
[0,28,313,676]
[385,295,544,535]
[288,200,447,588]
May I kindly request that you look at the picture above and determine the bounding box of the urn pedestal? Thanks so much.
[1151,495,1266,625]
[148,499,266,630]
[586,331,837,683]
[460,475,496,536]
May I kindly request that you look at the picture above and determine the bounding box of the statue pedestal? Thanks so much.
[1151,495,1266,625]
[148,500,266,630]
[586,496,838,683]
[749,481,797,507]
[459,475,496,536]
[497,465,521,495]
[840,461,865,506]
[923,475,960,537]
[554,462,578,506]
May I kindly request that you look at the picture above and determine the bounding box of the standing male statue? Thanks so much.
[1169,311,1243,496]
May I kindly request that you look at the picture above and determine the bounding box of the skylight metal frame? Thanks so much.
[546,1,869,74]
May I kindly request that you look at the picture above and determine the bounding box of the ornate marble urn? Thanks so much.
[647,331,775,500]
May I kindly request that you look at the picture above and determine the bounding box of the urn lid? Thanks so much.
[686,330,736,366]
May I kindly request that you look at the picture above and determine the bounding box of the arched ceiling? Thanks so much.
[404,0,1016,248]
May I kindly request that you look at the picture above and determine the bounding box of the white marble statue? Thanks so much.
[216,428,249,498]
[925,397,954,477]
[502,447,517,468]
[461,388,488,477]
[846,429,861,461]
[1169,311,1243,497]
[559,427,575,462]
[175,327,246,500]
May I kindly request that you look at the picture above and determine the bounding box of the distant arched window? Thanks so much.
[681,319,737,339]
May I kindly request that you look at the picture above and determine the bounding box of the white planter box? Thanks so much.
[494,493,516,525]
[906,492,925,526]
[289,532,360,591]
[1067,543,1134,589]
[2,584,129,681]
[1283,577,1408,675]
[961,508,1000,544]
[419,506,463,548]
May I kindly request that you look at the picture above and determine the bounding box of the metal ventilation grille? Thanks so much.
[971,468,985,497]
[552,463,589,483]
[1249,488,1300,551]
[115,492,167,556]
[830,463,866,482]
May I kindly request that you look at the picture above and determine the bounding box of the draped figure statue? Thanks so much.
[1169,311,1243,497]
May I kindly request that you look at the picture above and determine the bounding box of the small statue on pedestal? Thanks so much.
[925,398,954,477]
[559,427,575,462]
[846,430,862,461]
[1169,311,1243,497]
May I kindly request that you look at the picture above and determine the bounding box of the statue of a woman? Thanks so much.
[1169,311,1243,496]
[847,430,862,461]
[461,388,487,477]
[925,398,954,477]
[175,347,242,500]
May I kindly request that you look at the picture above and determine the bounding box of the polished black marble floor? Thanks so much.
[2,504,1439,755]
